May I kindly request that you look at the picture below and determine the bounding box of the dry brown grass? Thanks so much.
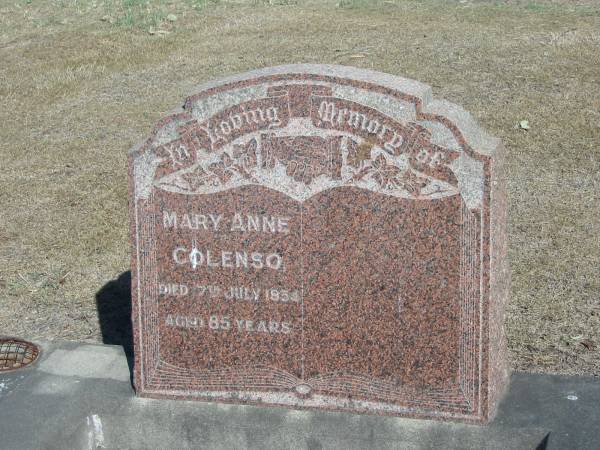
[1,0,599,376]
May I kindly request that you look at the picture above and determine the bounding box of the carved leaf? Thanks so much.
[232,138,258,170]
[209,152,235,183]
[181,166,217,190]
[396,170,429,196]
[345,138,374,170]
[371,154,387,170]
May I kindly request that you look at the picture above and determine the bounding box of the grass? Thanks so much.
[0,0,599,376]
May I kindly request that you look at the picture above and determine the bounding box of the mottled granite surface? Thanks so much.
[129,65,509,423]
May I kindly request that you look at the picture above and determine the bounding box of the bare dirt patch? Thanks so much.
[1,0,599,376]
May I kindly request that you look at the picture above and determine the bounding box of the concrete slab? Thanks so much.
[0,341,597,450]
[38,344,130,382]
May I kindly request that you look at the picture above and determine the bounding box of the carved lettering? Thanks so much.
[165,315,291,334]
[173,246,283,271]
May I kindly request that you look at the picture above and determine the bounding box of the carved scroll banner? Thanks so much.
[129,65,509,423]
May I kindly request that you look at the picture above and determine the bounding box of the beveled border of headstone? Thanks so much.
[129,64,509,423]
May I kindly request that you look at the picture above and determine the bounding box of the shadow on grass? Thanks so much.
[95,271,134,383]
[536,433,551,450]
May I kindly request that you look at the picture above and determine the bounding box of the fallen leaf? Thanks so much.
[58,272,70,285]
[580,339,595,350]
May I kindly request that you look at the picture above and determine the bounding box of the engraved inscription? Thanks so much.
[180,284,301,304]
[172,246,283,271]
[162,210,290,234]
[199,104,282,148]
[152,85,463,201]
[158,283,189,296]
[317,100,405,154]
[165,315,292,334]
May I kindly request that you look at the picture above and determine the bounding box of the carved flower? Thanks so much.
[370,154,403,189]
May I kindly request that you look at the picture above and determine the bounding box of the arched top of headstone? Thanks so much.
[130,65,501,209]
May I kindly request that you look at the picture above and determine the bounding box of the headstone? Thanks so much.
[129,65,509,423]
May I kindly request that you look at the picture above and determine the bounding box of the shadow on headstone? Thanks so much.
[95,271,134,382]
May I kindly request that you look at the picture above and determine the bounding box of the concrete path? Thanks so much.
[0,341,597,450]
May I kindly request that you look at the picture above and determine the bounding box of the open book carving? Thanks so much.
[129,66,509,423]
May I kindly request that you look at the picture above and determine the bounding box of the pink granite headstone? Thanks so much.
[129,65,509,423]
